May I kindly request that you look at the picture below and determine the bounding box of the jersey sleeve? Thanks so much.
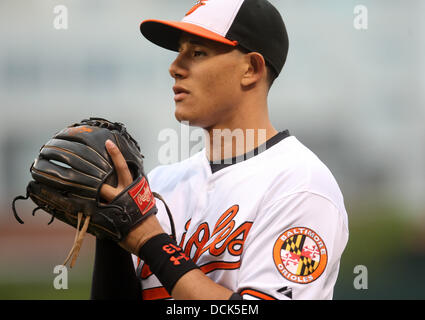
[237,191,348,300]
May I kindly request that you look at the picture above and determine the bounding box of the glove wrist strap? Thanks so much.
[138,233,199,295]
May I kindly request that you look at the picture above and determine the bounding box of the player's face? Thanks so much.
[169,33,246,129]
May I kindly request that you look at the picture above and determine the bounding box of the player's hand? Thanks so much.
[100,140,164,254]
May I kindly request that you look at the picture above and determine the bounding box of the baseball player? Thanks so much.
[91,0,349,300]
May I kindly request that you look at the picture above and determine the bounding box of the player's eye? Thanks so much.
[193,50,206,57]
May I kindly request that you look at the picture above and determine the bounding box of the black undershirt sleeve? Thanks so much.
[90,238,142,300]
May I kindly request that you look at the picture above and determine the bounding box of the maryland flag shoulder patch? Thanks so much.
[273,227,327,284]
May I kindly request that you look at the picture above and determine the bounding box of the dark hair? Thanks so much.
[265,62,278,88]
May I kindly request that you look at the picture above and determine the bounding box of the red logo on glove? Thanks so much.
[128,177,155,215]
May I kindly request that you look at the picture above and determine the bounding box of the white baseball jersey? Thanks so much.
[133,133,349,300]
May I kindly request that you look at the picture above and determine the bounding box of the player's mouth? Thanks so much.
[173,86,190,102]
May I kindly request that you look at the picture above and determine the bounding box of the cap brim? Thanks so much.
[140,19,238,51]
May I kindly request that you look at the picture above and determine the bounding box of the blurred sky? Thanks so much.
[0,0,424,217]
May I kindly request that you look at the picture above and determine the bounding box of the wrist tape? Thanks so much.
[138,233,199,294]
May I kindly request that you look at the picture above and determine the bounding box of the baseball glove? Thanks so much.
[12,117,175,267]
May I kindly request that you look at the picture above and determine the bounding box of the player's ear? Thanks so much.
[240,52,267,88]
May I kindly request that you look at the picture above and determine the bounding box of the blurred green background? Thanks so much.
[0,0,424,299]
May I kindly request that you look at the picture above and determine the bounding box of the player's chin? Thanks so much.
[174,111,197,126]
[174,106,208,128]
[174,103,194,124]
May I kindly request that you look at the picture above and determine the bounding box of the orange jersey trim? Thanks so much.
[200,261,241,274]
[142,287,171,300]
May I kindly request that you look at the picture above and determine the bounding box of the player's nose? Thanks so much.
[169,54,188,80]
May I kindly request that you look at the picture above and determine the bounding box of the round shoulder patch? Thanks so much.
[273,227,327,284]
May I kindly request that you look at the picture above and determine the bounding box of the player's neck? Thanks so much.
[204,111,278,162]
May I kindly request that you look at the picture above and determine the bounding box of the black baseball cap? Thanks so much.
[140,0,289,77]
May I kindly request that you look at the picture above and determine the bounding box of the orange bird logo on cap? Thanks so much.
[185,0,209,16]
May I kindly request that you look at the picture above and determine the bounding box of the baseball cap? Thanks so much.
[140,0,289,77]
